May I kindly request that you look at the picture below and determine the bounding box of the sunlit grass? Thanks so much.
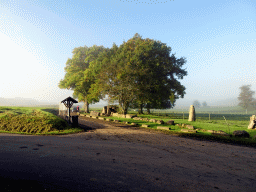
[82,108,256,147]
[0,106,84,135]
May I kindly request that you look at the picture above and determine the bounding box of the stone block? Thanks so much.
[90,111,100,117]
[118,114,126,118]
[142,118,149,122]
[92,116,98,119]
[125,114,137,119]
[186,125,195,130]
[233,130,250,138]
[157,126,171,130]
[149,119,157,123]
[112,113,119,117]
[133,117,142,121]
[131,123,138,126]
[106,119,113,121]
[98,117,105,120]
[113,120,120,123]
[80,114,85,117]
[125,122,129,124]
[181,129,197,133]
[167,120,174,125]
[142,124,149,128]
[157,120,164,124]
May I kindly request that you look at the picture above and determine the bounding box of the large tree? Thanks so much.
[89,33,187,114]
[193,100,201,108]
[127,34,187,114]
[238,85,255,114]
[58,45,107,113]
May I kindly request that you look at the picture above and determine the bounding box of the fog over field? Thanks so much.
[1,0,255,109]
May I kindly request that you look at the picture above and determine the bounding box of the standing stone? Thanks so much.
[102,106,107,115]
[248,115,256,129]
[188,105,196,121]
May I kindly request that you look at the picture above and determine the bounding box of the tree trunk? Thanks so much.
[147,107,150,114]
[84,99,89,113]
[138,104,143,114]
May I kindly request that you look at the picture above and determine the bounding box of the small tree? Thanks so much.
[193,100,201,108]
[202,101,207,107]
[238,85,255,114]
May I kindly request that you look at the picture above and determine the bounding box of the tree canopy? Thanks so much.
[59,33,188,115]
[87,33,187,114]
[58,45,107,113]
[238,85,256,113]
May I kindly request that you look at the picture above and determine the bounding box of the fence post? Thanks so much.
[209,113,210,121]
[183,112,184,120]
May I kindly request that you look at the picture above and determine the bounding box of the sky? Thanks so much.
[0,0,256,108]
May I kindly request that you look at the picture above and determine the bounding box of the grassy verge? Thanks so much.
[81,110,256,147]
[0,106,85,135]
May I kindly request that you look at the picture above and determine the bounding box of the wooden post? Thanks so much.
[209,113,210,121]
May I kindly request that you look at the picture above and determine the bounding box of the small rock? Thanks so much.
[167,120,174,125]
[233,130,250,138]
[180,129,197,133]
[157,126,170,130]
[186,125,194,130]
[149,119,157,123]
[126,114,137,119]
[157,120,164,124]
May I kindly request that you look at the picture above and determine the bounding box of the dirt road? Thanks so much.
[0,116,256,191]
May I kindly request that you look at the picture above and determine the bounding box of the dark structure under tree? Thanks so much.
[59,96,78,126]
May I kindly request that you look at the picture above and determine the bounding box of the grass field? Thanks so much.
[82,106,256,147]
[0,106,84,135]
[0,105,256,147]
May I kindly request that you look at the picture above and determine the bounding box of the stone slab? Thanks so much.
[98,117,105,120]
[186,125,195,130]
[180,129,197,133]
[157,126,171,130]
[126,114,137,119]
[142,124,149,128]
[106,119,113,121]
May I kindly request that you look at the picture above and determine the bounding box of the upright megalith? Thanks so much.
[101,106,107,115]
[248,115,256,129]
[188,105,196,121]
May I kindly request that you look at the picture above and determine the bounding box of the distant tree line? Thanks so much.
[58,33,188,114]
[191,85,256,113]
[192,100,207,108]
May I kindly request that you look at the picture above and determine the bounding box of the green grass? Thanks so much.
[0,106,85,135]
[81,108,256,147]
[1,106,256,147]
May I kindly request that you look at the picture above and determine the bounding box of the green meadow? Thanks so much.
[83,105,256,147]
[0,105,256,147]
[0,106,84,135]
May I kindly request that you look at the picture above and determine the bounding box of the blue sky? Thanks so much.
[0,0,256,108]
